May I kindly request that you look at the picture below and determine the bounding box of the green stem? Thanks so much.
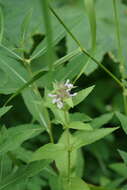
[113,0,127,115]
[49,124,54,143]
[49,5,123,88]
[41,0,55,71]
[67,128,71,184]
[64,110,71,184]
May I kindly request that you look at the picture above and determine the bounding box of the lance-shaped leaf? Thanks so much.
[91,113,114,129]
[72,127,118,150]
[30,143,65,162]
[0,106,12,118]
[69,112,92,122]
[109,163,127,178]
[0,160,51,190]
[0,124,43,155]
[116,112,127,134]
[68,121,93,131]
[118,150,127,165]
[63,177,90,190]
[73,85,95,106]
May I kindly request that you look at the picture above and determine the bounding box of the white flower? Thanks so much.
[48,93,57,97]
[64,79,73,89]
[48,79,77,109]
[52,98,61,104]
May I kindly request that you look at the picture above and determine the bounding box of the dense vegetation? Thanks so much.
[0,0,127,189]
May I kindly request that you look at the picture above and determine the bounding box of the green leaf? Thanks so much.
[0,106,12,118]
[22,90,50,132]
[21,8,33,45]
[0,52,28,87]
[0,160,51,190]
[70,112,92,122]
[73,0,96,80]
[89,184,111,190]
[109,163,127,178]
[67,177,90,190]
[118,150,127,165]
[72,127,118,150]
[116,112,127,134]
[5,70,47,106]
[54,48,81,67]
[55,131,77,177]
[5,49,81,105]
[75,149,84,178]
[0,51,50,131]
[47,105,66,126]
[68,121,93,131]
[12,147,32,163]
[0,124,43,155]
[85,0,96,50]
[56,53,88,82]
[91,113,114,129]
[0,7,4,44]
[30,143,65,162]
[41,0,55,69]
[73,85,95,106]
[64,98,73,108]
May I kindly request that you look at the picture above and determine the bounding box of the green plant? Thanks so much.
[0,0,127,189]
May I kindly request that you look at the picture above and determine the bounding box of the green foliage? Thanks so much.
[0,0,127,189]
[68,121,93,130]
[73,85,95,106]
[116,112,127,134]
[72,127,118,150]
[0,106,12,118]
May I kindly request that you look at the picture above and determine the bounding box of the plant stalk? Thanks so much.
[113,0,127,115]
[64,110,71,185]
[67,128,71,184]
[49,5,123,89]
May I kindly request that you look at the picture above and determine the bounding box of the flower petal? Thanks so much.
[48,93,57,97]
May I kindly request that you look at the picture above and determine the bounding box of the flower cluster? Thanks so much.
[48,79,77,109]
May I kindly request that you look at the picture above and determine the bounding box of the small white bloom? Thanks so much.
[48,79,77,109]
[64,79,73,89]
[48,93,57,97]
[52,98,61,104]
[57,101,63,109]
